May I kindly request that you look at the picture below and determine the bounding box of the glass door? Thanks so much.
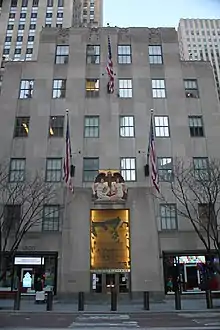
[106,274,115,293]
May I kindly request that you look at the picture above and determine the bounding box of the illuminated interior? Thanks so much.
[90,209,130,271]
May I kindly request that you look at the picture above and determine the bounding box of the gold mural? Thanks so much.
[90,209,130,271]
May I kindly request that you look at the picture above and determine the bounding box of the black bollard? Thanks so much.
[174,289,181,310]
[143,291,150,310]
[14,288,21,311]
[205,289,213,309]
[111,288,117,311]
[78,292,84,311]
[46,291,53,311]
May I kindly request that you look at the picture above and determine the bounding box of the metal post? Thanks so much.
[13,287,21,311]
[78,292,84,311]
[46,291,53,311]
[143,291,150,310]
[174,289,181,310]
[205,289,213,309]
[111,288,117,311]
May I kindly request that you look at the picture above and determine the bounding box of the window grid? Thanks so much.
[42,205,60,231]
[149,45,163,64]
[19,80,34,99]
[152,79,166,98]
[85,79,99,97]
[14,117,30,137]
[118,79,132,98]
[157,157,173,182]
[52,79,66,98]
[9,158,25,182]
[55,45,69,64]
[84,116,99,138]
[184,79,199,98]
[46,158,62,182]
[120,157,136,181]
[193,157,209,179]
[118,45,132,64]
[189,116,204,137]
[86,45,100,64]
[83,158,99,182]
[119,116,135,137]
[49,116,64,137]
[160,204,177,230]
[154,116,170,137]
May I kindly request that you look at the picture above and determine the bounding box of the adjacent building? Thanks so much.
[0,26,220,296]
[178,19,220,100]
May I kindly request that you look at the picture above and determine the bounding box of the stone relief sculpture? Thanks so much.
[92,171,127,201]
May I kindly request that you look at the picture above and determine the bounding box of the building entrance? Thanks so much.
[91,272,130,293]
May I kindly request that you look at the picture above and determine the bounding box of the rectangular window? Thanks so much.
[3,49,10,55]
[47,0,53,6]
[118,45,132,64]
[22,0,28,7]
[86,45,100,64]
[198,203,214,227]
[85,79,99,97]
[29,24,36,30]
[52,79,66,98]
[160,204,177,230]
[58,0,64,6]
[49,116,64,137]
[46,158,62,182]
[14,117,30,137]
[19,80,34,99]
[55,45,69,64]
[118,79,132,98]
[42,205,60,231]
[18,24,25,30]
[84,116,99,138]
[31,13,38,18]
[154,116,170,137]
[119,116,134,137]
[158,157,173,182]
[9,158,25,182]
[11,0,18,7]
[149,45,163,64]
[193,157,209,179]
[4,205,21,232]
[184,79,199,98]
[9,13,16,19]
[83,157,99,182]
[189,116,204,137]
[32,0,39,6]
[152,79,166,98]
[120,157,136,181]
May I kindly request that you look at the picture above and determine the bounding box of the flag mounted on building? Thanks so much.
[63,110,75,193]
[148,111,160,193]
[106,35,114,94]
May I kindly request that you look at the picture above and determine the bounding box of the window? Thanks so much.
[29,24,36,30]
[149,45,163,64]
[11,0,18,7]
[57,12,63,18]
[184,79,199,98]
[119,116,134,137]
[154,116,170,137]
[85,79,99,97]
[5,36,12,42]
[46,12,52,18]
[118,45,132,64]
[42,205,60,231]
[58,0,64,6]
[120,157,136,181]
[20,12,26,18]
[158,157,173,182]
[28,35,34,42]
[118,79,132,98]
[22,0,28,6]
[3,49,10,55]
[9,158,25,182]
[14,117,30,137]
[84,116,99,137]
[47,0,53,6]
[9,13,16,19]
[46,158,62,182]
[26,48,33,54]
[49,116,64,137]
[31,13,38,18]
[55,45,69,64]
[56,24,62,28]
[152,79,166,98]
[17,36,23,42]
[160,204,177,230]
[193,157,209,179]
[4,205,21,232]
[32,0,39,6]
[189,116,204,137]
[86,45,100,64]
[7,24,14,30]
[198,203,214,227]
[15,48,21,54]
[52,79,66,98]
[18,24,25,30]
[83,158,99,182]
[19,80,34,99]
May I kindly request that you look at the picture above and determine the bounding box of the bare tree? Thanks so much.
[0,163,59,284]
[157,158,220,275]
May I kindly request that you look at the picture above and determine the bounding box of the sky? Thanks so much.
[103,0,220,28]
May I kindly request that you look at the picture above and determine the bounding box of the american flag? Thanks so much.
[106,35,114,93]
[63,112,74,192]
[148,112,160,193]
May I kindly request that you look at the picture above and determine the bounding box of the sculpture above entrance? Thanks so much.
[92,170,128,202]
